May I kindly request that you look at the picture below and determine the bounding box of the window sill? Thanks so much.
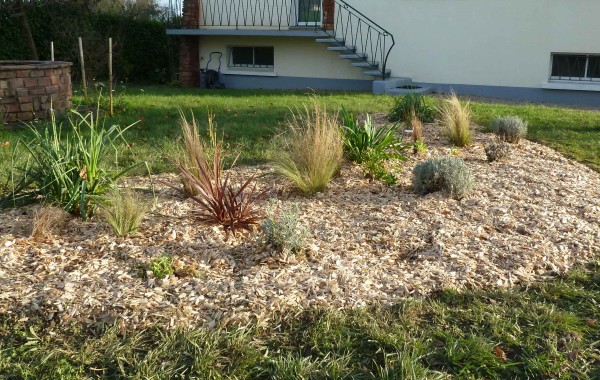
[221,70,277,77]
[542,81,600,92]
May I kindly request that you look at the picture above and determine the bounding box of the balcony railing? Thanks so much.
[197,0,395,80]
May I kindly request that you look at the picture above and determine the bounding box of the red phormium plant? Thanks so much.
[166,112,268,235]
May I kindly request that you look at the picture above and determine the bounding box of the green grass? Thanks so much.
[2,263,600,379]
[1,87,599,186]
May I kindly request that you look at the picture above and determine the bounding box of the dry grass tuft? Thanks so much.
[100,189,149,237]
[437,93,472,147]
[179,111,215,196]
[30,205,68,239]
[273,101,344,194]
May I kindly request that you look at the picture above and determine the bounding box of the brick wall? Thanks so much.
[0,61,72,122]
[179,0,200,87]
[323,0,335,30]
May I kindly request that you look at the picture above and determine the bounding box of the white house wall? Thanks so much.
[343,0,600,89]
[199,35,369,82]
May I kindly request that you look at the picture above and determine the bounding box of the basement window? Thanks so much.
[229,46,274,69]
[550,53,600,82]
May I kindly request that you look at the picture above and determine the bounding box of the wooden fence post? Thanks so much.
[78,37,88,104]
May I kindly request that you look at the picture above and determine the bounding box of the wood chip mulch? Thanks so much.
[1,126,599,328]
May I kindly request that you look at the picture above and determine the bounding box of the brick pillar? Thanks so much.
[322,0,335,30]
[179,0,200,87]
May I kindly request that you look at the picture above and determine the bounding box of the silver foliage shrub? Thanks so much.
[485,142,511,162]
[412,156,473,199]
[491,116,528,143]
[260,204,307,256]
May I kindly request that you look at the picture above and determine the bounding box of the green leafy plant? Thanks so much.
[412,156,473,199]
[414,140,428,155]
[388,93,435,123]
[100,189,149,237]
[485,142,511,162]
[260,203,308,257]
[341,109,407,185]
[2,110,138,219]
[273,101,343,194]
[149,254,174,279]
[491,116,528,143]
[437,93,472,147]
[169,112,268,235]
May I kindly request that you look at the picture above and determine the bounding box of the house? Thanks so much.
[168,0,600,105]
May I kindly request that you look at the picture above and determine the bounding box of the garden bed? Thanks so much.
[1,126,598,328]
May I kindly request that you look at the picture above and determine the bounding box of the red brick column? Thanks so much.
[323,0,335,30]
[179,0,200,87]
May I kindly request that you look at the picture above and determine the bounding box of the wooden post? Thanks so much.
[78,37,88,104]
[108,37,113,117]
[50,41,54,61]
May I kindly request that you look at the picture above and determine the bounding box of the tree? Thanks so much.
[15,0,38,60]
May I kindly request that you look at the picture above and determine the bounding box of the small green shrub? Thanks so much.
[414,140,428,155]
[485,142,511,162]
[388,93,434,123]
[437,93,472,147]
[261,204,308,256]
[149,254,174,279]
[273,101,343,194]
[412,156,473,199]
[2,110,138,219]
[491,116,528,143]
[100,189,149,237]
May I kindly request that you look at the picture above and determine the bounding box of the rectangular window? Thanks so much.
[550,53,600,82]
[229,46,274,69]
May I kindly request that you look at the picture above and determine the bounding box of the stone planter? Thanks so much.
[0,60,73,122]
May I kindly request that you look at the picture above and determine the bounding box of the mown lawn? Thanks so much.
[1,86,599,182]
[2,263,600,379]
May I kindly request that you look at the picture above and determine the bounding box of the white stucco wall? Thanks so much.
[343,0,600,88]
[199,36,369,80]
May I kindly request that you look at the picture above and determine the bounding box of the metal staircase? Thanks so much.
[313,0,394,80]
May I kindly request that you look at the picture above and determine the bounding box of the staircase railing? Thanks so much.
[197,0,395,80]
[328,0,395,80]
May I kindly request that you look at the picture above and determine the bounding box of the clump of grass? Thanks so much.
[148,254,174,279]
[388,93,434,123]
[260,203,308,257]
[437,93,472,147]
[409,109,426,155]
[273,101,343,194]
[30,205,68,239]
[100,189,149,237]
[2,110,138,219]
[178,111,212,196]
[170,111,267,235]
[485,142,511,162]
[412,156,473,199]
[491,115,528,143]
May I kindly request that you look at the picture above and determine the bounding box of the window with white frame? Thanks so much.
[228,46,274,69]
[550,53,600,82]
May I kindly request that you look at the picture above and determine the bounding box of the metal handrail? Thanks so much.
[197,0,395,80]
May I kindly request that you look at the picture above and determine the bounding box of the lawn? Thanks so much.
[1,86,599,182]
[1,86,599,379]
[2,263,600,379]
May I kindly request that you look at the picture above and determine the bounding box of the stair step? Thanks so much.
[328,45,356,52]
[352,61,379,68]
[315,38,345,44]
[386,86,433,95]
[363,69,392,78]
[339,53,368,60]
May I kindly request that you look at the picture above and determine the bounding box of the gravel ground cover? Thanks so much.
[1,126,598,328]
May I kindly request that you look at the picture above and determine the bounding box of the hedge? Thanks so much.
[0,1,179,83]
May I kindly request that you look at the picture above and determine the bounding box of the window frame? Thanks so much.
[550,53,600,83]
[228,46,275,70]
